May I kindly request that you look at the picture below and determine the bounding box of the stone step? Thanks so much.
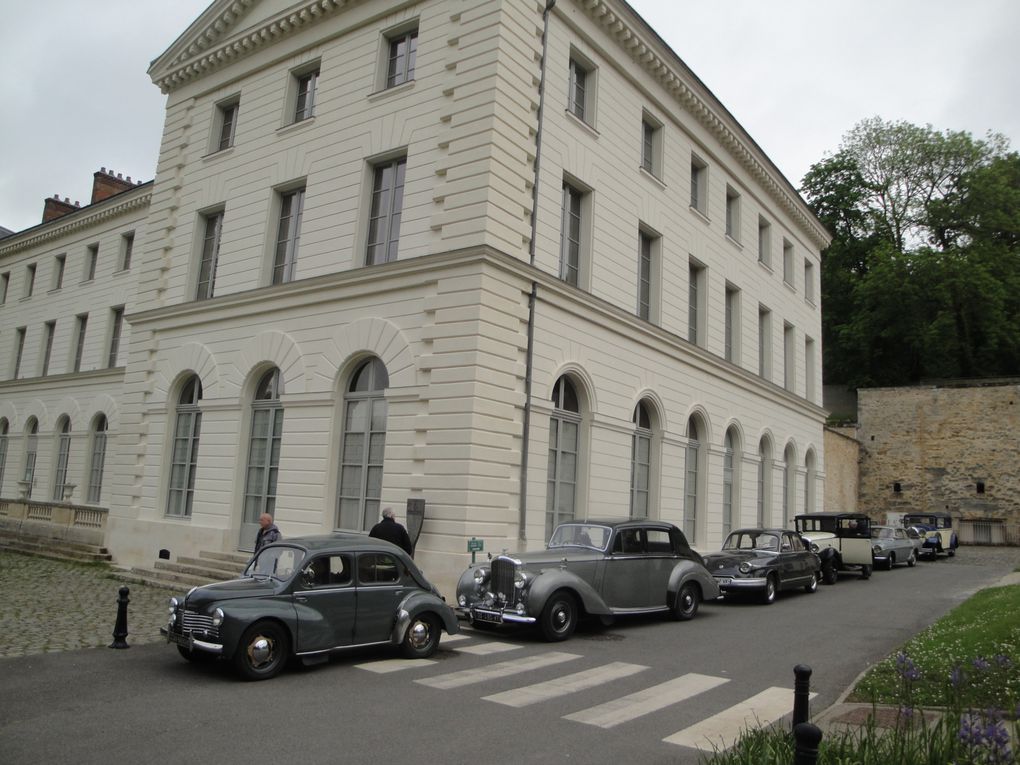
[109,568,181,592]
[154,559,240,581]
[198,549,251,566]
[176,555,244,575]
[0,539,112,564]
[125,566,213,589]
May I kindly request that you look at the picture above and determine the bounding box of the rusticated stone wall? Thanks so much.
[857,382,1020,527]
[823,426,859,514]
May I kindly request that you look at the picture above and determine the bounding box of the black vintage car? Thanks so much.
[795,512,874,581]
[161,534,458,680]
[702,528,821,604]
[455,519,720,642]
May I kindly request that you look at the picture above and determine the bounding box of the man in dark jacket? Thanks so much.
[369,507,413,556]
[254,513,282,553]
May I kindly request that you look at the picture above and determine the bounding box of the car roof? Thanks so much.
[563,518,680,531]
[903,511,952,519]
[728,528,792,536]
[263,533,403,554]
[795,512,870,520]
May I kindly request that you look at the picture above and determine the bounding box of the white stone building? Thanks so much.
[0,0,829,595]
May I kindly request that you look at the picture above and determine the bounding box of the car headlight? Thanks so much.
[514,570,529,589]
[168,596,179,615]
[872,545,881,554]
[458,594,467,606]
[738,562,751,575]
[473,568,489,586]
[211,608,225,627]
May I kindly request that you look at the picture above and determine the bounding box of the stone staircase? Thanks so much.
[113,549,253,591]
[0,531,113,564]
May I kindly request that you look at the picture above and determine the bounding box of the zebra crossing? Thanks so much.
[353,628,816,753]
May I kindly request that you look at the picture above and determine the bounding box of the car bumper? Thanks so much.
[713,576,767,592]
[160,626,224,654]
[455,606,536,626]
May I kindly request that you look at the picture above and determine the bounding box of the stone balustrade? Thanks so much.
[0,499,108,547]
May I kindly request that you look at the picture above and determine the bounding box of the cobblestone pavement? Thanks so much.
[0,551,173,658]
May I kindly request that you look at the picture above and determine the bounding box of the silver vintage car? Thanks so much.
[871,525,919,569]
[455,519,720,641]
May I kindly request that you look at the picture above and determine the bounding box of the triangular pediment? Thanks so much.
[148,0,358,93]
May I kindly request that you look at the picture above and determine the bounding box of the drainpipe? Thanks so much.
[518,0,555,543]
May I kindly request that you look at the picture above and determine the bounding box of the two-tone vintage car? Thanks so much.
[161,534,458,680]
[702,528,821,604]
[794,512,874,581]
[871,525,918,569]
[902,512,959,559]
[455,519,720,641]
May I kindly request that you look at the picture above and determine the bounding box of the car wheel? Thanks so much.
[401,612,441,659]
[804,572,819,593]
[948,547,956,557]
[822,564,838,585]
[233,620,289,681]
[860,564,872,580]
[671,582,699,621]
[907,550,917,567]
[886,553,895,570]
[177,645,217,663]
[539,590,578,642]
[760,575,778,605]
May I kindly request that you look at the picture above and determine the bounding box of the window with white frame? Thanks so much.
[547,376,581,539]
[52,416,72,501]
[292,65,319,123]
[85,244,98,281]
[215,97,240,151]
[690,154,707,214]
[197,210,224,300]
[805,336,816,402]
[722,428,739,537]
[1,271,9,303]
[637,230,659,322]
[804,259,815,304]
[725,284,740,363]
[272,187,305,284]
[758,216,771,266]
[120,232,135,271]
[640,113,662,177]
[758,305,772,380]
[567,53,595,124]
[366,157,406,265]
[683,416,703,543]
[725,186,741,242]
[108,307,124,368]
[23,417,38,499]
[757,436,772,527]
[805,449,816,514]
[385,26,418,88]
[783,239,794,287]
[41,320,55,376]
[13,327,26,379]
[0,418,8,496]
[25,264,36,297]
[630,401,652,518]
[243,369,285,530]
[337,358,389,532]
[784,322,795,392]
[53,254,66,290]
[87,414,108,504]
[73,313,88,372]
[783,443,796,527]
[167,375,203,517]
[688,260,706,346]
[560,180,587,287]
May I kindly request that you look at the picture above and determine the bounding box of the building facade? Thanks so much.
[0,0,828,594]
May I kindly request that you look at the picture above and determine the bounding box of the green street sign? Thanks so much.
[467,537,484,553]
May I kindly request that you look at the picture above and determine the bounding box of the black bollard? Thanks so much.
[793,722,822,765]
[792,664,812,728]
[110,586,130,649]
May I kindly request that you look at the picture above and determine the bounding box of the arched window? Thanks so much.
[630,401,652,518]
[23,417,39,499]
[87,414,108,504]
[53,416,72,501]
[722,428,740,536]
[805,449,817,514]
[243,369,285,538]
[0,418,9,495]
[684,416,704,542]
[547,376,580,538]
[757,436,773,527]
[337,358,388,532]
[783,443,796,527]
[167,375,203,517]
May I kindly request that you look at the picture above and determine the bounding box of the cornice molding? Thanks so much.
[575,0,830,251]
[0,190,151,258]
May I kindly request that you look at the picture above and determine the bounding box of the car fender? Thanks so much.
[391,591,460,644]
[525,569,611,617]
[815,546,838,564]
[217,603,298,660]
[667,560,721,604]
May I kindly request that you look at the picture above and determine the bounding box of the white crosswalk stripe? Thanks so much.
[440,633,471,644]
[452,641,522,656]
[416,651,582,690]
[355,658,437,673]
[483,661,648,707]
[564,672,730,729]
[663,687,817,751]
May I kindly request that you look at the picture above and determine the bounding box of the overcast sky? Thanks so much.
[2,0,1018,234]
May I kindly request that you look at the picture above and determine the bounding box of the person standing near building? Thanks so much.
[369,507,413,556]
[254,513,282,553]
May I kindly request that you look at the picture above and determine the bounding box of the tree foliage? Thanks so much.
[801,118,1018,388]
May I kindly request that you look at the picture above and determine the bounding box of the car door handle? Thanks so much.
[295,596,308,603]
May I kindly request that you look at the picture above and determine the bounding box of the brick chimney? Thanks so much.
[42,195,81,223]
[91,167,136,204]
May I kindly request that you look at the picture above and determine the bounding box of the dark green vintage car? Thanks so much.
[161,534,458,680]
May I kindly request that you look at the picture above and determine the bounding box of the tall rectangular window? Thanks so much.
[385,27,418,88]
[690,155,707,214]
[568,56,594,123]
[13,327,26,378]
[784,322,795,392]
[120,232,134,271]
[293,68,319,123]
[272,188,306,285]
[216,99,239,151]
[805,336,816,402]
[85,244,98,281]
[758,216,771,266]
[688,261,705,346]
[758,305,772,380]
[804,259,815,304]
[366,157,407,266]
[640,114,662,177]
[25,264,36,297]
[725,285,740,363]
[53,254,66,290]
[783,239,794,287]
[560,182,585,286]
[108,307,125,368]
[197,210,224,300]
[1,271,9,303]
[725,186,740,241]
[41,321,56,376]
[637,231,655,321]
[73,313,88,372]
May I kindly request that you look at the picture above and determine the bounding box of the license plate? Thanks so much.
[717,577,732,585]
[167,630,189,647]
[473,610,503,624]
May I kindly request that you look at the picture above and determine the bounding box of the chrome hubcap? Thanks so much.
[409,620,431,649]
[248,636,274,668]
[554,606,569,628]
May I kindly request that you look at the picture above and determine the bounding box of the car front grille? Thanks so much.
[174,608,219,639]
[490,556,519,607]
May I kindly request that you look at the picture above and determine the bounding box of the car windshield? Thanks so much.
[722,532,780,552]
[874,527,896,539]
[548,523,611,552]
[244,545,303,581]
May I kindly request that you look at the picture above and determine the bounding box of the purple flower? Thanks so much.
[950,665,965,688]
[972,656,990,671]
[993,654,1012,669]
